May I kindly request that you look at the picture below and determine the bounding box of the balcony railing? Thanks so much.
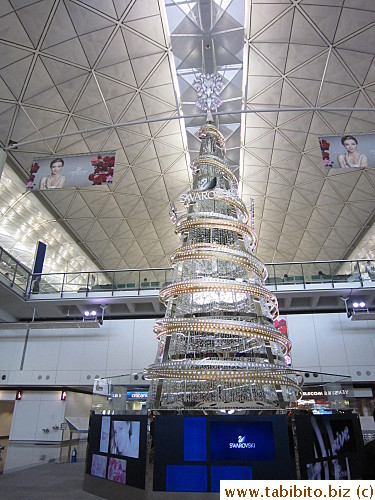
[0,245,374,298]
[0,246,31,295]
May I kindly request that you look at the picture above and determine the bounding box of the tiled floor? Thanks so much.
[0,461,101,499]
[0,437,8,475]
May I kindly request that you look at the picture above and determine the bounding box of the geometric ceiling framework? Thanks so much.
[242,0,375,263]
[0,0,190,271]
[0,0,374,273]
[165,0,245,168]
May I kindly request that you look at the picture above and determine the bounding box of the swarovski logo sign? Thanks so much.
[229,435,256,449]
[180,188,237,205]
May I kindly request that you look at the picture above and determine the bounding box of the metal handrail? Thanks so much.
[1,242,374,297]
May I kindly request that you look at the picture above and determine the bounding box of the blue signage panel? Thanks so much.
[184,417,207,462]
[126,391,148,400]
[210,465,252,492]
[166,465,207,492]
[209,421,275,462]
[33,241,46,275]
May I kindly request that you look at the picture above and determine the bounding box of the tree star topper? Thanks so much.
[194,73,223,112]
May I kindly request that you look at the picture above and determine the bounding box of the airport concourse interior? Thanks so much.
[0,0,375,497]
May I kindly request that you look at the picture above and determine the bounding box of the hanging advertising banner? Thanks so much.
[26,152,116,190]
[319,134,375,168]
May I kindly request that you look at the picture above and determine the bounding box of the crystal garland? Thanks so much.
[144,74,302,409]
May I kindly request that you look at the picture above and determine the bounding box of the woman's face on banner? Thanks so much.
[343,139,357,153]
[50,160,63,174]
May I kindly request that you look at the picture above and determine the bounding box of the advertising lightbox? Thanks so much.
[26,152,116,190]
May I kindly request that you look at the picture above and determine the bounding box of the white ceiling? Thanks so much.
[0,0,374,273]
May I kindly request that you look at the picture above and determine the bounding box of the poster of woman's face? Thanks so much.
[319,135,375,168]
[26,152,116,190]
[110,420,140,459]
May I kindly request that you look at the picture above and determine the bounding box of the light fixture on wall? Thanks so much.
[16,389,22,400]
[83,309,97,318]
[342,296,374,321]
[352,301,366,309]
[61,389,67,401]
[83,310,98,324]
[82,305,106,325]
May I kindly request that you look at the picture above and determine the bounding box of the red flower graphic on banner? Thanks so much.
[319,138,333,168]
[88,154,115,185]
[26,162,40,189]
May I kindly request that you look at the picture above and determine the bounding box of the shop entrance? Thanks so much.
[0,400,15,474]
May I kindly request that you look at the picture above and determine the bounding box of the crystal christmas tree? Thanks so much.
[145,74,302,409]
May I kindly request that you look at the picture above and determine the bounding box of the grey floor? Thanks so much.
[0,462,102,499]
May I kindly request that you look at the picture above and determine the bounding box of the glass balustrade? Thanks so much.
[0,245,374,298]
[0,246,31,294]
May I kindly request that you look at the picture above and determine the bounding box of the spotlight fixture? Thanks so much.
[16,389,22,400]
[353,301,366,308]
[83,308,101,323]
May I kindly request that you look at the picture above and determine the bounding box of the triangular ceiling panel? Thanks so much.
[252,43,289,73]
[0,83,14,105]
[0,42,32,70]
[125,16,166,47]
[0,106,16,144]
[250,3,290,37]
[54,75,89,110]
[96,30,130,71]
[79,26,115,67]
[66,193,95,219]
[81,191,111,215]
[290,10,326,47]
[75,76,103,111]
[65,0,114,36]
[42,1,77,48]
[122,28,164,60]
[0,11,33,47]
[79,0,117,18]
[0,55,33,100]
[43,36,89,66]
[125,0,160,22]
[300,4,342,44]
[112,0,136,18]
[16,0,54,47]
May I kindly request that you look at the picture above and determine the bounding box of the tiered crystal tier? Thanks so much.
[145,78,302,409]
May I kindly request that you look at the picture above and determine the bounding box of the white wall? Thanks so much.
[0,314,374,389]
[9,391,65,442]
[0,318,158,388]
[4,391,66,473]
[287,312,375,383]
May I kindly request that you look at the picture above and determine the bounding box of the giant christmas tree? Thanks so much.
[145,74,302,409]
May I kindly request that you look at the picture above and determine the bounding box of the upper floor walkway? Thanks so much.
[0,244,374,322]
